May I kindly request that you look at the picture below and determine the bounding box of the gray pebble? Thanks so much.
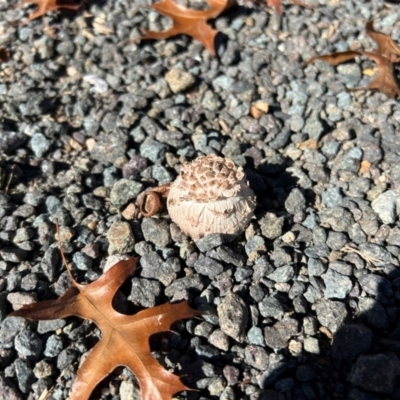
[332,324,373,359]
[371,190,400,224]
[264,317,299,350]
[14,329,42,361]
[217,293,249,342]
[141,217,171,248]
[194,257,224,277]
[323,269,353,299]
[348,353,400,394]
[110,179,143,208]
[29,133,50,158]
[259,213,284,240]
[107,221,135,255]
[270,254,295,275]
[315,299,347,333]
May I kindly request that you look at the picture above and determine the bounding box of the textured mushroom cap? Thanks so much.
[167,155,256,240]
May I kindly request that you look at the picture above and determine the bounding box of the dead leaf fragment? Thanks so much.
[19,0,82,24]
[304,50,360,67]
[10,257,201,400]
[141,0,235,55]
[304,21,400,98]
[366,20,400,63]
[250,101,269,119]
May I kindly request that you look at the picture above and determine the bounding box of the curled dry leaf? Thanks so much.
[366,20,400,63]
[10,256,201,400]
[141,0,235,55]
[19,0,82,24]
[305,21,400,98]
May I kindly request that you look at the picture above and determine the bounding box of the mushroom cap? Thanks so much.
[167,154,256,240]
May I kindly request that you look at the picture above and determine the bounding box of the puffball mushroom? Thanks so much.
[167,154,256,240]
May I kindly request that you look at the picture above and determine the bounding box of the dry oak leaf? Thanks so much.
[10,256,201,400]
[141,0,235,55]
[19,0,82,24]
[306,50,400,98]
[366,20,400,63]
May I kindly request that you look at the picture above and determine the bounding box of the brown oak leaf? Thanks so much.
[19,0,82,24]
[10,256,201,400]
[305,22,400,98]
[141,0,235,55]
[366,20,400,63]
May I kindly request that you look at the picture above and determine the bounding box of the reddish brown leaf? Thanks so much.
[366,20,400,63]
[19,0,82,24]
[141,0,235,55]
[267,0,283,14]
[352,51,400,99]
[305,50,400,98]
[304,50,361,67]
[10,257,201,400]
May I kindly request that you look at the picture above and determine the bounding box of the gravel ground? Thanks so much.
[1,0,400,399]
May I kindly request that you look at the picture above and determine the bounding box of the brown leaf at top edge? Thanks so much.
[366,20,400,63]
[304,50,361,67]
[19,0,82,25]
[350,51,400,99]
[141,0,234,55]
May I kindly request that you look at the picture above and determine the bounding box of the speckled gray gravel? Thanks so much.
[1,0,400,399]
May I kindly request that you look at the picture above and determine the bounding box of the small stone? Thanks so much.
[247,326,265,346]
[244,345,269,370]
[264,317,299,350]
[358,297,388,329]
[308,258,326,276]
[303,337,320,354]
[33,360,53,379]
[110,179,143,208]
[43,334,63,357]
[371,190,400,224]
[30,133,50,158]
[141,218,171,248]
[267,266,294,283]
[195,234,224,252]
[14,359,35,393]
[285,188,306,215]
[194,257,224,277]
[323,269,353,299]
[120,379,140,400]
[315,299,347,333]
[15,330,43,361]
[259,296,285,319]
[259,213,284,240]
[165,69,195,93]
[245,236,266,262]
[359,273,393,298]
[348,353,400,394]
[107,221,135,255]
[91,131,128,164]
[0,317,28,347]
[217,293,249,342]
[332,324,373,359]
[0,132,27,155]
[129,278,161,308]
[319,207,355,232]
[258,361,289,389]
[209,329,230,351]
